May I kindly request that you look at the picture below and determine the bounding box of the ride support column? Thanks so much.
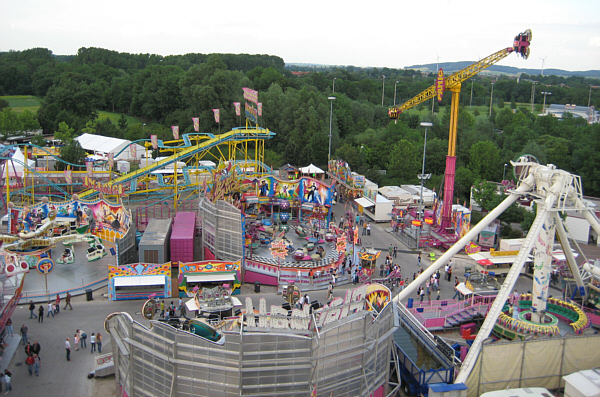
[441,85,461,231]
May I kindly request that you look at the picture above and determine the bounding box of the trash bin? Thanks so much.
[254,282,260,293]
[407,298,413,309]
[86,288,93,301]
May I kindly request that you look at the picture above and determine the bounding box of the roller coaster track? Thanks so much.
[77,127,275,199]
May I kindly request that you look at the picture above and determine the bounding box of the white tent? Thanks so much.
[299,163,325,175]
[5,147,35,177]
[75,133,144,161]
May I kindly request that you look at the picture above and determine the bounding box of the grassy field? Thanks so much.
[1,95,41,113]
[1,95,142,125]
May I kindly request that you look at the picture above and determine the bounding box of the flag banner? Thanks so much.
[171,125,179,140]
[86,162,93,178]
[245,103,257,122]
[233,102,241,116]
[192,117,200,132]
[64,169,72,184]
[151,135,158,150]
[257,102,263,116]
[435,68,445,102]
[242,87,258,104]
[108,152,114,168]
[212,109,220,123]
[130,143,137,158]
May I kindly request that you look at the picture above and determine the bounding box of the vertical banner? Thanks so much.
[171,125,179,140]
[151,135,158,150]
[435,68,445,102]
[257,102,263,117]
[108,153,114,169]
[129,143,136,158]
[242,87,259,104]
[531,213,556,322]
[233,102,241,116]
[86,161,93,178]
[192,117,200,132]
[64,169,72,185]
[212,109,220,123]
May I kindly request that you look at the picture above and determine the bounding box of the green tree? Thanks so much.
[469,141,501,180]
[57,140,87,170]
[54,121,75,143]
[118,114,128,131]
[471,180,503,212]
[0,108,21,139]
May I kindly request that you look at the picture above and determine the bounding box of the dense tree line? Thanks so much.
[1,47,600,202]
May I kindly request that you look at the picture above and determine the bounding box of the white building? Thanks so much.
[544,104,599,124]
[75,133,144,162]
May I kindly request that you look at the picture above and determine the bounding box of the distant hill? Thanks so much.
[407,61,600,78]
[286,61,600,78]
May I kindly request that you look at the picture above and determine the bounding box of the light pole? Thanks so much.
[503,163,508,181]
[381,75,386,106]
[530,81,538,113]
[394,81,399,106]
[333,77,337,93]
[432,56,440,114]
[328,96,336,161]
[541,91,551,113]
[417,122,432,249]
[539,57,546,76]
[489,82,495,117]
[470,80,474,107]
[589,85,597,108]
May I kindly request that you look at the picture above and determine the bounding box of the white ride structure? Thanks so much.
[393,156,600,384]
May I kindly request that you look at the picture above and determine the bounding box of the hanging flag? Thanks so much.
[64,169,72,185]
[212,109,220,123]
[242,87,258,104]
[233,102,241,116]
[130,143,137,158]
[257,102,263,117]
[171,125,179,140]
[108,152,114,168]
[86,161,93,178]
[192,117,200,132]
[151,135,158,150]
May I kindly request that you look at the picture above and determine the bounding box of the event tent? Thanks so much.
[75,133,144,161]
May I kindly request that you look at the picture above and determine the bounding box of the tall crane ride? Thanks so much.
[389,30,532,245]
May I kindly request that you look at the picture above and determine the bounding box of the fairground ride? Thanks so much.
[393,156,600,386]
[388,30,532,244]
[1,127,275,212]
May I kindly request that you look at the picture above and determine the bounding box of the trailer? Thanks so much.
[171,212,196,265]
[391,304,458,396]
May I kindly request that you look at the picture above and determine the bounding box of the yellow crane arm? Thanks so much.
[389,47,513,118]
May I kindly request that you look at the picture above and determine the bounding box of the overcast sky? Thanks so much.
[1,0,599,72]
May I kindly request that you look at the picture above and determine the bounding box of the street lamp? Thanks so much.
[417,122,432,249]
[394,81,399,106]
[328,96,336,161]
[589,85,597,108]
[333,77,337,93]
[381,75,386,106]
[530,81,538,113]
[541,91,551,113]
[489,82,495,117]
[503,163,508,181]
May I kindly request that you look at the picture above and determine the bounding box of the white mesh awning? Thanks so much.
[185,273,235,283]
[113,275,165,287]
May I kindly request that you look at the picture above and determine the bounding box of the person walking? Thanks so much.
[31,340,41,364]
[90,333,96,353]
[37,304,44,323]
[3,369,12,392]
[74,333,80,351]
[20,324,28,346]
[96,333,102,354]
[64,291,73,310]
[26,354,35,376]
[5,318,13,337]
[46,302,54,318]
[447,264,453,282]
[79,329,87,349]
[33,354,41,376]
[55,294,60,314]
[24,342,32,357]
[28,301,37,319]
[65,338,71,361]
[366,223,371,236]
